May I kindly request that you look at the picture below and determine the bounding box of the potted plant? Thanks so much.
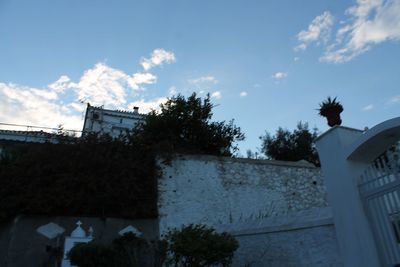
[318,97,344,127]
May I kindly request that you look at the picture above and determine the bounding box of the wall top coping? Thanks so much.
[315,125,363,142]
[87,104,146,117]
[166,154,318,169]
[346,116,400,162]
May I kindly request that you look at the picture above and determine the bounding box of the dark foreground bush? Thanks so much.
[68,233,166,267]
[68,243,118,267]
[165,224,239,267]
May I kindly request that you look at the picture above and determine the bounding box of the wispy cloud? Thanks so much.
[322,0,400,63]
[168,86,178,96]
[362,104,374,111]
[296,1,400,63]
[140,49,176,71]
[211,91,222,99]
[0,82,82,130]
[0,49,176,130]
[389,95,400,104]
[272,72,288,79]
[189,76,218,84]
[239,91,248,97]
[295,11,334,51]
[128,97,168,113]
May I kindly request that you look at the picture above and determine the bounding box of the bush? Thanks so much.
[68,243,119,267]
[165,224,239,267]
[67,233,167,267]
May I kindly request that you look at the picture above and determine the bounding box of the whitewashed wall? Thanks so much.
[158,155,327,234]
[225,207,341,267]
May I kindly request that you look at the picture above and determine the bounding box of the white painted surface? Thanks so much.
[316,125,387,267]
[82,104,144,138]
[36,222,65,239]
[61,221,93,267]
[158,155,327,235]
[226,208,341,267]
[118,225,143,237]
[0,130,58,143]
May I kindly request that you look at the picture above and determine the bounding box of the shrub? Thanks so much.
[67,233,167,267]
[165,224,239,267]
[68,243,119,267]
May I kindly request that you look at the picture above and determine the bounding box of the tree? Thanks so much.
[259,122,319,166]
[132,93,245,156]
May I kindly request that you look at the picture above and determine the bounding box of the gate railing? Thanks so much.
[359,141,400,266]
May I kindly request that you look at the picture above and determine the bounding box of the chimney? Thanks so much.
[133,106,139,113]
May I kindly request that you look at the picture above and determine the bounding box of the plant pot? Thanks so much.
[324,110,342,127]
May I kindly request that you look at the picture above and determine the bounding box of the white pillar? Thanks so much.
[316,126,381,267]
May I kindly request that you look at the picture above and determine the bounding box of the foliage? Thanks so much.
[0,92,243,221]
[318,96,343,117]
[68,233,167,267]
[260,122,320,166]
[112,232,164,266]
[165,224,239,267]
[0,133,158,221]
[68,243,119,267]
[132,93,244,157]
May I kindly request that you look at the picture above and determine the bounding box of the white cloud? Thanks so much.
[294,57,300,61]
[362,104,374,111]
[272,72,288,79]
[168,86,178,96]
[73,63,131,108]
[48,75,73,93]
[0,49,177,130]
[295,11,334,51]
[0,82,82,130]
[295,0,400,63]
[189,76,218,84]
[389,95,400,104]
[128,97,168,113]
[239,91,248,97]
[140,49,176,71]
[211,91,222,99]
[130,72,157,86]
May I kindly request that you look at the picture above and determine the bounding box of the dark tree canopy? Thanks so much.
[260,122,319,166]
[132,93,245,156]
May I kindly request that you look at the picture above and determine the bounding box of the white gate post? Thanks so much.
[316,126,381,267]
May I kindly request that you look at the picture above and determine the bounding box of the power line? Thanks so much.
[0,122,82,132]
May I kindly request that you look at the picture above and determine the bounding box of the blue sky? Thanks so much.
[0,0,399,155]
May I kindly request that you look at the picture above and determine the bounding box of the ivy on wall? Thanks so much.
[0,134,158,221]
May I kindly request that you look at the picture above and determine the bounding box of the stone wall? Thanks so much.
[0,216,158,267]
[224,207,342,267]
[158,155,327,234]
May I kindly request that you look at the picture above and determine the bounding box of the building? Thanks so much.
[0,104,144,145]
[82,103,144,138]
[0,129,58,144]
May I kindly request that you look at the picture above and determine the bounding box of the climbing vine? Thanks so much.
[0,133,158,221]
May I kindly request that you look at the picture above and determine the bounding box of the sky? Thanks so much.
[0,0,399,155]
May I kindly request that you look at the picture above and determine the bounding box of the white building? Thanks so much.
[82,104,144,138]
[0,129,58,143]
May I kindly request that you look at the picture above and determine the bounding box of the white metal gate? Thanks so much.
[359,141,400,266]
